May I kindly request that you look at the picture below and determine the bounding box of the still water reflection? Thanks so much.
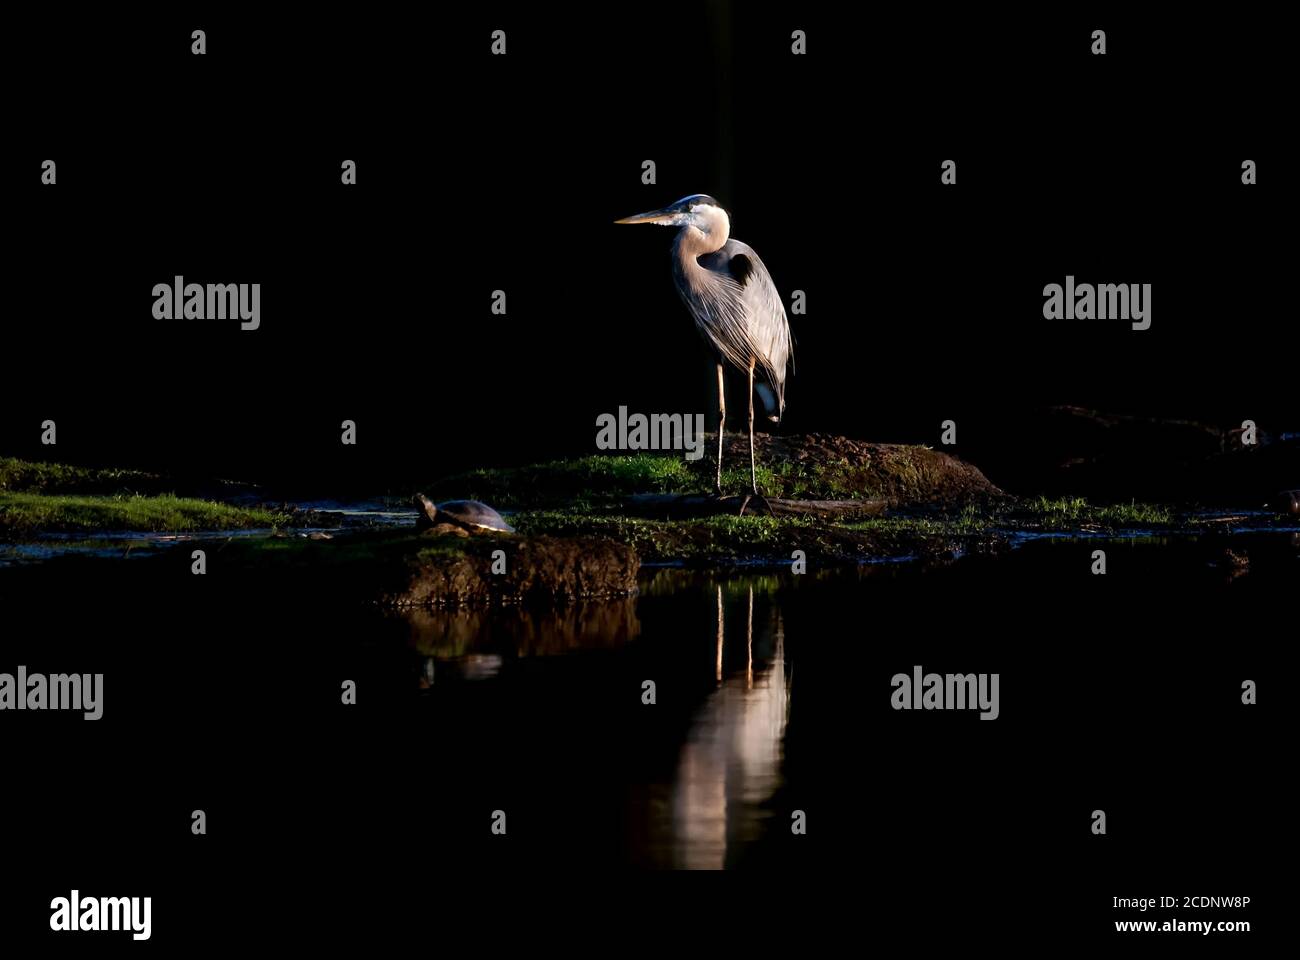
[399,574,792,868]
[388,531,1298,868]
[669,585,790,868]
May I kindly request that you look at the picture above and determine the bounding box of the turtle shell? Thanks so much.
[435,499,515,533]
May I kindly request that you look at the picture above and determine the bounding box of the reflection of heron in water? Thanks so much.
[670,584,791,869]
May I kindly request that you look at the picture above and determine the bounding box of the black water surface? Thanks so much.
[1,533,1290,938]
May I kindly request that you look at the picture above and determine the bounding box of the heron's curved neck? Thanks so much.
[673,207,730,266]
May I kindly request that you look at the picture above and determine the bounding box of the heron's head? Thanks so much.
[615,194,729,237]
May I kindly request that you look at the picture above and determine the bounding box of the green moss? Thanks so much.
[203,530,471,569]
[508,508,944,565]
[845,512,989,536]
[507,488,1178,566]
[0,457,169,496]
[430,454,697,508]
[1017,496,1173,527]
[0,492,290,535]
[428,441,994,508]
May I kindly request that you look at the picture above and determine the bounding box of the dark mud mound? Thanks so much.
[716,433,1003,504]
[382,535,640,607]
[430,433,1002,508]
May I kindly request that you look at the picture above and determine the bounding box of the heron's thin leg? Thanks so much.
[715,584,724,683]
[716,361,726,495]
[738,364,773,516]
[748,362,757,495]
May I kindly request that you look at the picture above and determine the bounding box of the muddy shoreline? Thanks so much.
[4,434,1296,607]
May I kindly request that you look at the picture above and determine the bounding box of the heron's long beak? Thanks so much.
[614,208,677,225]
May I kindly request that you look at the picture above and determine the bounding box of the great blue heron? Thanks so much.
[616,195,792,504]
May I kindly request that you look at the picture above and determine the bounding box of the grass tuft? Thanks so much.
[0,457,168,496]
[0,492,290,536]
[1021,496,1173,527]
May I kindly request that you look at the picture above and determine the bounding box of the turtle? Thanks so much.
[413,493,515,535]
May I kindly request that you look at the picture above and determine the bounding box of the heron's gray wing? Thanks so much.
[699,240,791,420]
[723,244,792,383]
[682,238,793,415]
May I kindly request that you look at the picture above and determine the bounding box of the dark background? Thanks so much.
[1,3,1288,949]
[2,6,1292,492]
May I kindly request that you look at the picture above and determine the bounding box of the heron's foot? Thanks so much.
[738,494,774,517]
